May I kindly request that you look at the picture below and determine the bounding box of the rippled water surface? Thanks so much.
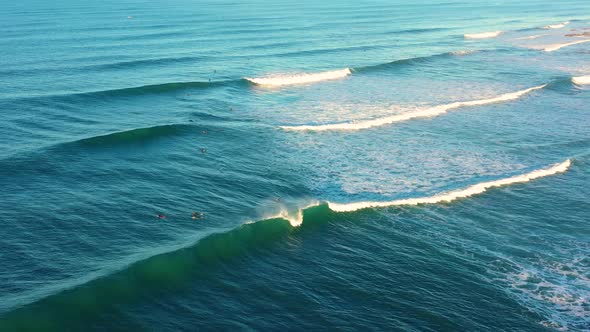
[1,0,589,330]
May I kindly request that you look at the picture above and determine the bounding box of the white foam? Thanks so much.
[327,159,571,212]
[515,34,546,40]
[543,21,570,29]
[544,39,590,52]
[264,201,320,227]
[572,75,590,85]
[281,84,546,132]
[451,50,478,56]
[464,31,502,39]
[245,68,351,87]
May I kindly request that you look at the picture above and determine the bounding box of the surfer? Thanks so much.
[156,214,166,219]
[192,212,204,220]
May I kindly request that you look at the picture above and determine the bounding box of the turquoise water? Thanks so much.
[1,0,589,330]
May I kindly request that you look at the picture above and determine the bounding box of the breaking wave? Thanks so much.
[245,68,351,87]
[572,75,590,85]
[464,31,502,39]
[544,39,590,52]
[543,21,570,29]
[327,159,571,212]
[280,84,546,132]
[0,157,573,330]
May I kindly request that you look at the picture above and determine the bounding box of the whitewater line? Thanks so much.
[281,84,546,132]
[464,31,502,39]
[543,21,570,29]
[245,68,351,86]
[572,75,590,85]
[544,39,590,52]
[327,160,571,212]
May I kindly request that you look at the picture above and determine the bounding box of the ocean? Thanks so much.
[1,0,589,330]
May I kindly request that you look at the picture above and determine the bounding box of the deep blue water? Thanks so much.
[1,0,589,330]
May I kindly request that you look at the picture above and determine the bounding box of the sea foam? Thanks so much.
[246,68,351,86]
[281,84,546,132]
[543,21,570,29]
[464,31,502,39]
[327,159,571,212]
[544,39,590,52]
[515,34,546,40]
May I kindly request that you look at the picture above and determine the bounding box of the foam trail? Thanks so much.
[544,39,590,52]
[464,31,502,39]
[328,160,571,212]
[543,21,570,29]
[572,75,590,85]
[281,84,546,132]
[246,68,351,87]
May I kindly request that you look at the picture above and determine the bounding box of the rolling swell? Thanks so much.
[71,79,245,98]
[82,56,205,71]
[73,124,194,147]
[0,158,575,330]
[352,49,500,73]
[4,79,246,104]
[0,124,197,177]
[0,215,315,331]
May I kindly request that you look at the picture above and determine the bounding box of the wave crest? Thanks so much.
[245,68,351,87]
[572,75,590,85]
[543,21,570,29]
[464,31,502,39]
[327,160,571,212]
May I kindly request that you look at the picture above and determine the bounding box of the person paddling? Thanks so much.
[156,214,166,219]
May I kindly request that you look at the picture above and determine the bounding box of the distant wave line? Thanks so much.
[244,50,493,87]
[3,50,491,103]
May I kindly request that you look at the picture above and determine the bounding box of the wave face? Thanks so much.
[544,39,590,52]
[572,75,590,85]
[281,84,546,132]
[464,31,502,39]
[245,68,351,86]
[543,21,570,29]
[327,159,571,212]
